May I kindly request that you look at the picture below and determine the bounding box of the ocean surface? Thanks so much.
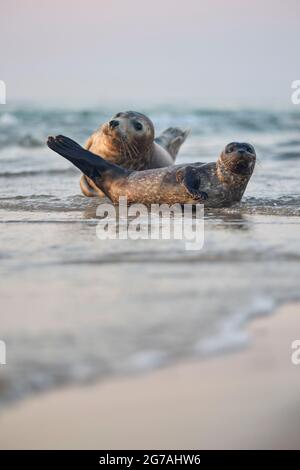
[1,105,300,406]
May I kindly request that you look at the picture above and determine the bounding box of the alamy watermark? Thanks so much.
[291,80,300,105]
[0,80,6,104]
[291,340,300,365]
[0,340,6,365]
[96,197,205,250]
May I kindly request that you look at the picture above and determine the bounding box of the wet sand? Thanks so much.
[0,302,300,449]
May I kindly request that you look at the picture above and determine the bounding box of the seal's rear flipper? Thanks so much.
[155,127,190,161]
[47,135,125,180]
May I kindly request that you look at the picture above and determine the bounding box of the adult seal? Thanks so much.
[47,136,256,208]
[79,111,189,197]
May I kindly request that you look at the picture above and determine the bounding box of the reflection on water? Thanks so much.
[205,212,250,232]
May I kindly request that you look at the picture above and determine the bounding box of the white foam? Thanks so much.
[127,350,168,372]
[0,113,18,126]
[195,296,275,357]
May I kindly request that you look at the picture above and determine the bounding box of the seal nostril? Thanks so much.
[109,120,119,129]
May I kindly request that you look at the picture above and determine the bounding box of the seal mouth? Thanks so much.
[232,157,255,175]
[225,153,256,176]
[102,122,125,142]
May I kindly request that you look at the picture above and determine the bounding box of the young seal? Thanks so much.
[47,136,256,208]
[80,111,189,197]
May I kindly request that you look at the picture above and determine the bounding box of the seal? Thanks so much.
[79,111,189,197]
[47,136,256,208]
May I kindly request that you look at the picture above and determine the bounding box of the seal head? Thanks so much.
[80,111,189,197]
[101,111,154,158]
[217,142,256,179]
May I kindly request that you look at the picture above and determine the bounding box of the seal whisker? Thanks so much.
[122,138,133,161]
[127,143,138,158]
[119,136,126,155]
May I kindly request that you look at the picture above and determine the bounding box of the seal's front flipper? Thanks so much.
[155,127,190,161]
[176,166,208,201]
[47,135,125,180]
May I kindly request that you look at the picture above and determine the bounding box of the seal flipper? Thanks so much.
[47,135,126,180]
[155,127,190,160]
[80,134,100,197]
[176,166,208,201]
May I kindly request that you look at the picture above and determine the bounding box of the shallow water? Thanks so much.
[0,105,300,406]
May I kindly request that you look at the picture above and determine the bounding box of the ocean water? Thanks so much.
[1,105,300,406]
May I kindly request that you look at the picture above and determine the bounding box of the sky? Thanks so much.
[1,0,299,108]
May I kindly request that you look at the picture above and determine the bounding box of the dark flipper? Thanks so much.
[47,135,126,180]
[176,166,208,201]
[155,127,190,160]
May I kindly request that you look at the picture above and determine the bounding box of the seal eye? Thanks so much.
[133,121,143,131]
[246,145,253,154]
[227,144,236,153]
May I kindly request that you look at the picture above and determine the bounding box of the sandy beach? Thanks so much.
[0,301,300,449]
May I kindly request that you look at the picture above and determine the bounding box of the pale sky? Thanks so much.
[1,0,299,108]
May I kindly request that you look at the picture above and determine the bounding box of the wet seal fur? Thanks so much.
[80,111,189,197]
[47,136,256,208]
